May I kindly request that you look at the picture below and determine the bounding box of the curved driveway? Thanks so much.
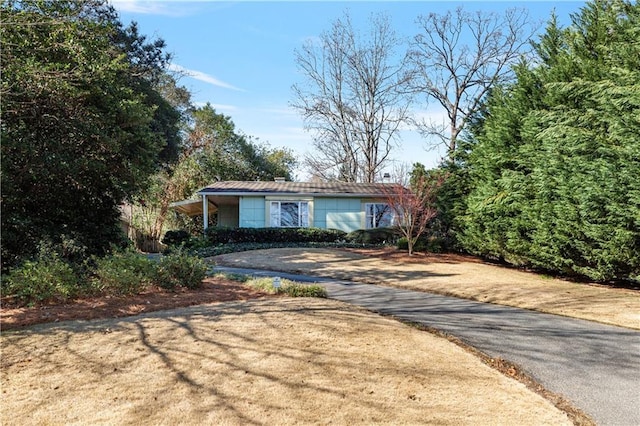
[216,266,640,426]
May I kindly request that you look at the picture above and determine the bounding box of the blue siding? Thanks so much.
[237,196,382,232]
[314,198,363,232]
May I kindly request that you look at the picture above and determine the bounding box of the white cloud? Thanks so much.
[209,103,238,112]
[168,63,244,92]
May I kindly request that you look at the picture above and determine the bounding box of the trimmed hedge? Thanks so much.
[205,227,347,245]
[194,241,384,258]
[204,226,402,246]
[346,227,398,245]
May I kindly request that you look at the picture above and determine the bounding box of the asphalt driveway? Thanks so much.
[217,266,640,426]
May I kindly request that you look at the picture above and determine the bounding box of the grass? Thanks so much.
[228,275,327,298]
[0,298,572,425]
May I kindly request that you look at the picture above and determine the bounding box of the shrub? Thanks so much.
[282,283,327,298]
[183,236,211,250]
[205,227,347,245]
[397,236,427,253]
[425,237,446,253]
[346,227,398,245]
[397,237,410,251]
[155,250,207,290]
[244,277,278,293]
[4,250,80,305]
[397,236,447,253]
[245,276,327,297]
[162,230,191,247]
[56,233,90,266]
[92,250,155,296]
[193,241,381,258]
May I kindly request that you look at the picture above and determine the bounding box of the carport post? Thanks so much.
[202,194,209,232]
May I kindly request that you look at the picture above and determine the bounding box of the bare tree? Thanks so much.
[408,7,535,160]
[291,12,411,183]
[385,172,445,255]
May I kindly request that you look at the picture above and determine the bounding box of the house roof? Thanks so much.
[171,181,403,217]
[197,181,397,197]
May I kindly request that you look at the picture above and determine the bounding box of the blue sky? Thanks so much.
[111,1,587,180]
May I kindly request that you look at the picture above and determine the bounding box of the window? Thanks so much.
[270,201,309,227]
[365,203,393,229]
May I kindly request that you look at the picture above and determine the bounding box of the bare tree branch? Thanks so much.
[408,7,536,160]
[384,172,445,255]
[291,12,412,182]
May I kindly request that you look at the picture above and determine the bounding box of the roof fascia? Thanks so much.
[196,190,392,198]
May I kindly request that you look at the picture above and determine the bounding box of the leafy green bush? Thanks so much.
[245,276,327,297]
[193,241,380,258]
[346,227,398,245]
[244,277,279,293]
[425,237,446,253]
[4,249,80,305]
[282,283,327,298]
[162,230,191,247]
[205,227,346,245]
[397,236,446,253]
[155,250,207,290]
[3,247,211,305]
[397,237,407,251]
[183,236,211,250]
[92,250,155,296]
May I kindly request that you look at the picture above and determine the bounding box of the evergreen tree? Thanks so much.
[1,0,179,268]
[460,0,639,282]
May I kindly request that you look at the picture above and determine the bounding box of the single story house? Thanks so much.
[170,180,398,233]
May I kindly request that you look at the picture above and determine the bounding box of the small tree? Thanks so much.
[385,173,445,255]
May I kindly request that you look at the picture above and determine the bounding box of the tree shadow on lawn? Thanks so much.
[3,299,508,425]
[216,251,459,287]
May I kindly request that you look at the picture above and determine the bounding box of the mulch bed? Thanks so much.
[1,276,272,331]
[0,248,493,332]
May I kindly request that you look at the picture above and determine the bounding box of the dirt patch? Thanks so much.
[213,247,640,330]
[1,298,572,425]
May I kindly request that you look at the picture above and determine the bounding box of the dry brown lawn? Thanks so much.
[213,248,640,330]
[5,247,628,424]
[1,298,572,425]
